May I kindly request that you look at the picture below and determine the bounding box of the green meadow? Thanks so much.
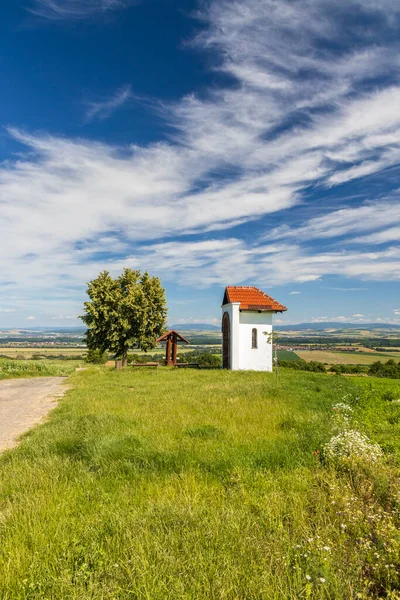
[0,358,82,380]
[0,367,399,599]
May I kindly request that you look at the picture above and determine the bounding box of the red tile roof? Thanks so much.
[223,286,287,312]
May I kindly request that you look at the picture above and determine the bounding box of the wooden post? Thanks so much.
[171,332,177,366]
[166,336,172,366]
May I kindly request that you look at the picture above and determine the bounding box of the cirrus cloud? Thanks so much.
[27,0,139,20]
[3,0,400,318]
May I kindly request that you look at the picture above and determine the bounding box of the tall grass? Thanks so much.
[0,368,399,599]
[0,358,81,380]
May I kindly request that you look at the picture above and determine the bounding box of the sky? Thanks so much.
[0,0,400,328]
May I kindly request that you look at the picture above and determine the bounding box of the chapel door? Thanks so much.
[222,312,230,369]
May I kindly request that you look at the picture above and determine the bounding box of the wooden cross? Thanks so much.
[156,330,190,366]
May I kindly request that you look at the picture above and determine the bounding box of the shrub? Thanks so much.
[368,359,400,379]
[330,364,368,375]
[128,353,165,364]
[278,359,326,373]
[85,349,108,364]
[196,353,222,367]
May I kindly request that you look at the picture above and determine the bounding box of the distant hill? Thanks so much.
[169,323,220,331]
[275,322,400,331]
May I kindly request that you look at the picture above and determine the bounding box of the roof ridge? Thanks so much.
[223,285,287,312]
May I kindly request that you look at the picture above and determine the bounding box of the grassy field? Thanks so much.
[0,367,399,599]
[297,349,400,365]
[0,358,83,379]
[276,350,301,361]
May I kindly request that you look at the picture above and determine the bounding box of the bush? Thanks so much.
[128,353,163,364]
[85,349,108,364]
[368,359,400,379]
[196,353,222,367]
[330,364,368,375]
[278,359,326,372]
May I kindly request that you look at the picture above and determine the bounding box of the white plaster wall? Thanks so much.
[238,311,273,371]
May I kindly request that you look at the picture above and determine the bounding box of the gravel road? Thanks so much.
[0,377,67,452]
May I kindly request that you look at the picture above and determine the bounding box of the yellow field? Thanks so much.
[296,350,400,365]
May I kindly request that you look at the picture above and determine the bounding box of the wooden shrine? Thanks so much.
[156,330,190,366]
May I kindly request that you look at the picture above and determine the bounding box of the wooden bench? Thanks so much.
[175,362,200,368]
[131,362,159,368]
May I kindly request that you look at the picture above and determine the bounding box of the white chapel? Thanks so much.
[221,286,287,371]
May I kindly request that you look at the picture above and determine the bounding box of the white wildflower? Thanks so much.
[332,403,353,414]
[324,430,383,465]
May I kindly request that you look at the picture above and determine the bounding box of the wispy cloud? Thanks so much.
[27,0,138,20]
[323,287,368,292]
[264,198,400,245]
[3,0,400,314]
[85,85,133,122]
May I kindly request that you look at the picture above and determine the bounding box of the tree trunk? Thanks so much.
[122,351,128,368]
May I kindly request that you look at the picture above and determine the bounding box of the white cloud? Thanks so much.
[28,0,138,20]
[394,310,400,315]
[53,238,399,289]
[85,85,133,122]
[352,227,400,245]
[26,316,36,321]
[265,199,400,243]
[2,0,400,315]
[353,314,364,317]
[289,291,301,295]
[170,317,219,326]
[323,287,368,291]
[0,308,17,313]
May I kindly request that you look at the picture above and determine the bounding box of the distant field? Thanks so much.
[297,350,400,365]
[0,347,85,358]
[276,350,301,361]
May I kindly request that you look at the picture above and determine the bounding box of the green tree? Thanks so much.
[81,269,167,366]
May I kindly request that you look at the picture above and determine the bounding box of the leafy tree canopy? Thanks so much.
[81,269,167,362]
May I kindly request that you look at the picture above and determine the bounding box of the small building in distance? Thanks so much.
[221,286,287,371]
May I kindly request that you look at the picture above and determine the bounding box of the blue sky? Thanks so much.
[1,0,400,328]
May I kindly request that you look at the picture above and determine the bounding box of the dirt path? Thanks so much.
[0,377,67,453]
